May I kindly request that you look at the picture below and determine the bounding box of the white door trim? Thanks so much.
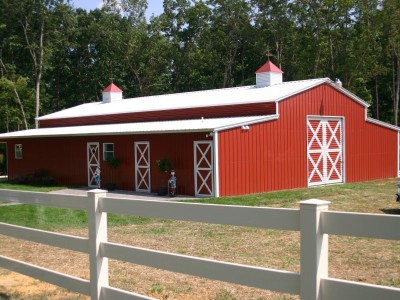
[134,141,151,192]
[194,141,214,197]
[307,117,344,186]
[87,142,100,187]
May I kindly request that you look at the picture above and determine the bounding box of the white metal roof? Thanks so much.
[38,78,356,121]
[0,115,278,139]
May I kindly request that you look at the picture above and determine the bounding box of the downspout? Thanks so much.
[213,130,220,197]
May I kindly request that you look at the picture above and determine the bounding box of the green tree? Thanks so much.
[207,0,253,87]
[0,0,68,128]
[251,0,297,79]
[0,76,35,131]
[381,0,400,125]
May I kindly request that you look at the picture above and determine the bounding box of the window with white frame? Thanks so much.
[103,143,114,161]
[15,144,23,159]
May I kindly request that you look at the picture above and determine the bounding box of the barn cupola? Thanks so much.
[102,83,123,103]
[255,61,284,88]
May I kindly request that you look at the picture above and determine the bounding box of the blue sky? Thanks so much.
[71,0,164,19]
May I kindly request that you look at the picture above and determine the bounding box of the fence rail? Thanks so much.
[0,189,399,299]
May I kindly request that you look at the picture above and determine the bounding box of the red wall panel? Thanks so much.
[39,103,276,128]
[7,137,88,186]
[6,132,210,196]
[218,84,398,197]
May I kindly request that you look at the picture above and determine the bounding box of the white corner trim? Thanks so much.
[213,131,219,198]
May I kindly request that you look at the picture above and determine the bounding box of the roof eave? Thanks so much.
[214,115,279,132]
[0,128,215,139]
[366,117,400,131]
[326,80,370,108]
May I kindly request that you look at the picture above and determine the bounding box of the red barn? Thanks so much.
[0,62,398,197]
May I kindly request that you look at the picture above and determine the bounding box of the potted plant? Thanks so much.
[105,156,121,190]
[156,158,172,196]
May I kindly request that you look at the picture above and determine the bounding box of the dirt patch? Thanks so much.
[1,220,399,299]
[0,270,88,299]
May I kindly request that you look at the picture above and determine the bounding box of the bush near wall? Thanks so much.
[14,169,56,186]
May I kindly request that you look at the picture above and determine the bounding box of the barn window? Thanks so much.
[103,143,114,161]
[15,144,23,159]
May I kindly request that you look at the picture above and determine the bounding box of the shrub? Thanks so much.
[15,175,29,184]
[14,170,56,186]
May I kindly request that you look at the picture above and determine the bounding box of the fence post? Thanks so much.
[299,199,330,300]
[88,189,108,300]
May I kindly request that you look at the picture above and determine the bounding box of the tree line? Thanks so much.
[0,0,399,132]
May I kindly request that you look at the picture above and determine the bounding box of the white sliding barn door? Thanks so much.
[307,117,344,186]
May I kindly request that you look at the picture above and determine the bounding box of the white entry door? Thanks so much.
[87,142,100,187]
[135,141,151,192]
[307,117,344,186]
[194,141,214,197]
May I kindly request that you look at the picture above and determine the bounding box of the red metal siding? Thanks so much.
[147,132,208,196]
[7,137,89,186]
[6,132,210,196]
[39,103,276,128]
[218,84,398,196]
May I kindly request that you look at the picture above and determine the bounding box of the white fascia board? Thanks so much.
[273,79,329,103]
[325,80,398,131]
[326,81,370,108]
[366,117,400,132]
[0,116,274,139]
[0,127,214,139]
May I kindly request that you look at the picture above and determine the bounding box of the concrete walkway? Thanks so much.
[49,187,194,201]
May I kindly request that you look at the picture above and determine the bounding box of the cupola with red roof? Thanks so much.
[102,83,123,103]
[255,61,283,88]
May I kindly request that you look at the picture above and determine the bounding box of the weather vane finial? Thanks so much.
[265,46,273,61]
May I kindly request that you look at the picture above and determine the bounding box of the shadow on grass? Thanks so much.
[380,208,400,215]
[0,292,11,300]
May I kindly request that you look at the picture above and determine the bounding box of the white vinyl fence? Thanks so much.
[0,189,399,299]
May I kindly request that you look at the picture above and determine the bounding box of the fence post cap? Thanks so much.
[299,199,331,207]
[87,189,108,195]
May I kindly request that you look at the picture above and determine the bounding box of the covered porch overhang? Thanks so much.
[0,115,278,139]
[0,115,279,198]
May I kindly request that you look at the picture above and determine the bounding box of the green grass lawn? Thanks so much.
[0,178,399,230]
[193,177,400,213]
[0,182,151,229]
[0,181,68,192]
